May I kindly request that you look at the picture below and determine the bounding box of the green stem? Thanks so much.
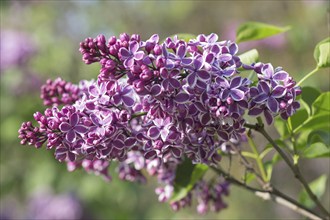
[129,112,147,121]
[287,118,297,155]
[296,67,320,86]
[247,131,268,182]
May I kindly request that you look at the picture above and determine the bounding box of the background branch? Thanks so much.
[211,166,322,220]
[244,122,330,219]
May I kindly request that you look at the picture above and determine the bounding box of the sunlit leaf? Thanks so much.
[308,130,330,147]
[299,175,328,208]
[294,114,330,133]
[238,49,259,65]
[303,142,330,158]
[293,92,330,133]
[170,160,208,202]
[236,22,290,43]
[314,38,330,68]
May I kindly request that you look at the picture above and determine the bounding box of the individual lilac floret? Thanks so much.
[59,113,89,143]
[119,41,144,68]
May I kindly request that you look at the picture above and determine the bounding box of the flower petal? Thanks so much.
[66,129,76,143]
[230,89,245,101]
[69,115,79,127]
[217,130,229,141]
[144,150,157,160]
[230,76,242,89]
[272,86,287,98]
[113,139,125,149]
[248,107,263,116]
[177,44,186,58]
[59,122,72,132]
[267,96,279,113]
[122,95,135,107]
[171,147,182,158]
[264,109,273,125]
[187,72,197,87]
[273,71,288,81]
[134,51,144,60]
[169,78,181,89]
[254,93,268,103]
[129,41,139,53]
[74,125,89,134]
[197,70,210,81]
[160,129,169,142]
[174,92,190,103]
[124,57,134,68]
[147,126,160,139]
[119,47,131,59]
[259,81,271,94]
[150,84,162,96]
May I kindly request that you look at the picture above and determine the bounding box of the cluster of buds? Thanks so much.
[19,33,301,214]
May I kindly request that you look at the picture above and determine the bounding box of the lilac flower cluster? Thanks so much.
[18,33,301,214]
[246,63,301,124]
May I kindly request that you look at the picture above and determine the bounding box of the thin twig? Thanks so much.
[245,122,330,219]
[211,166,322,220]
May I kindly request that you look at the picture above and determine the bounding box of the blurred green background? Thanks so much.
[1,0,329,219]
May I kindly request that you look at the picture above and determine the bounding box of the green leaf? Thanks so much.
[236,22,290,43]
[274,118,290,139]
[294,113,330,133]
[290,108,309,131]
[314,38,330,68]
[238,49,259,65]
[299,175,328,208]
[308,130,330,147]
[303,142,330,158]
[170,160,208,202]
[312,92,330,116]
[293,93,330,133]
[301,87,321,115]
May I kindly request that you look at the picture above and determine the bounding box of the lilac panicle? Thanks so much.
[19,32,301,215]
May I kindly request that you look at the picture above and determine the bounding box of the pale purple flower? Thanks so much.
[218,76,248,101]
[147,117,172,141]
[119,41,144,68]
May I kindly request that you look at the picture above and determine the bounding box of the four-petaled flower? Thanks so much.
[119,41,144,68]
[147,117,172,141]
[59,113,89,143]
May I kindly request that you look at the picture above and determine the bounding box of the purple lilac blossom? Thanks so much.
[19,33,301,214]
